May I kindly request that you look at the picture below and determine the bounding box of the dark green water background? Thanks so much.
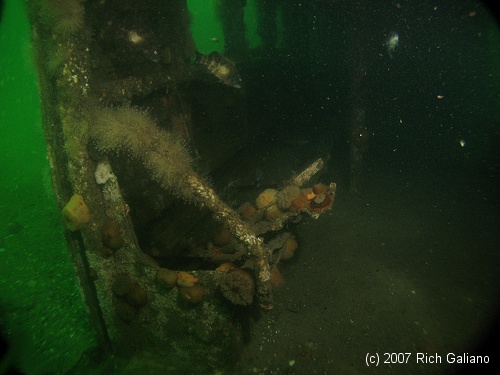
[0,1,95,372]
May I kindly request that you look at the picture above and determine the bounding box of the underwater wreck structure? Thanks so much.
[27,0,336,371]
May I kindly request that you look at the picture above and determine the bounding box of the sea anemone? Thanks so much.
[276,185,301,211]
[101,219,124,250]
[255,189,279,209]
[289,190,309,211]
[215,262,236,272]
[89,105,195,200]
[270,266,284,289]
[309,191,333,213]
[177,271,199,287]
[219,269,255,306]
[62,194,90,231]
[179,285,205,304]
[280,237,298,261]
[125,283,149,307]
[95,162,114,185]
[112,274,132,297]
[238,202,257,219]
[303,188,316,200]
[156,268,178,289]
[265,203,282,221]
[112,274,148,307]
[312,183,328,195]
[212,227,233,247]
[43,0,86,35]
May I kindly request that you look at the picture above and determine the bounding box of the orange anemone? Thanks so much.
[177,271,199,287]
[215,262,236,272]
[308,191,333,213]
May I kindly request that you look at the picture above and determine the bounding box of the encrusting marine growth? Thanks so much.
[89,106,193,198]
[89,105,274,309]
[62,193,90,231]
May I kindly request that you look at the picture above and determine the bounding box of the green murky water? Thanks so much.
[0,1,94,373]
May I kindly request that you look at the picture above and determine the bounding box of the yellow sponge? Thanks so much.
[62,194,90,231]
